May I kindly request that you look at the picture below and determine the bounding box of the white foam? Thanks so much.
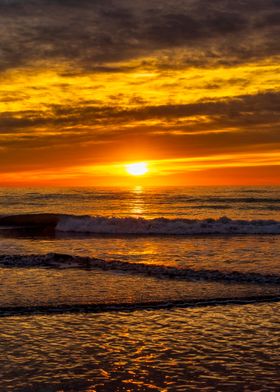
[56,215,280,235]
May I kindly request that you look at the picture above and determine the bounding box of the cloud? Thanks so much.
[0,0,279,72]
[1,91,279,132]
[1,91,279,164]
[0,0,279,183]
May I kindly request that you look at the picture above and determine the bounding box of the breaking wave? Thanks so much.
[2,213,280,235]
[57,215,280,235]
[1,253,280,285]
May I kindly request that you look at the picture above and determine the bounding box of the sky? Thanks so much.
[0,0,280,186]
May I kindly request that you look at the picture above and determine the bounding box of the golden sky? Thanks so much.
[0,0,280,186]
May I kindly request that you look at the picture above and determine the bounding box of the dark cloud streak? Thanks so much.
[0,91,279,131]
[1,92,279,153]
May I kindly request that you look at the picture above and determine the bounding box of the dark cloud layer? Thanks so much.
[1,91,279,129]
[1,92,279,152]
[0,0,279,72]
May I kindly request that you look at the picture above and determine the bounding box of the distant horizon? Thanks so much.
[1,183,280,189]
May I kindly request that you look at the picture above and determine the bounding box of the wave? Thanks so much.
[167,196,280,203]
[1,295,280,317]
[1,253,280,285]
[201,197,280,203]
[57,215,280,235]
[0,213,61,228]
[1,213,280,235]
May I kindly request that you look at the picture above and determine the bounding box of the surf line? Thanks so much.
[1,253,280,285]
[1,295,280,317]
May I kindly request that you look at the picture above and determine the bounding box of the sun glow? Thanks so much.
[125,162,148,176]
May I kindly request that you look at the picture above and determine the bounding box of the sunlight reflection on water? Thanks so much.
[0,303,279,391]
[1,186,280,220]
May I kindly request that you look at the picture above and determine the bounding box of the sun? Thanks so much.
[125,162,148,176]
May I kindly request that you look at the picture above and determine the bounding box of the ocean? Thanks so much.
[0,186,280,391]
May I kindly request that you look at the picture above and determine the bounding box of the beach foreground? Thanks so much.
[1,302,279,391]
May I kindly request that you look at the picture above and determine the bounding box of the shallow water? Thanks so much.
[1,267,279,311]
[1,233,280,274]
[1,303,279,391]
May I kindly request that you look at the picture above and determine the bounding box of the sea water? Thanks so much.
[0,186,279,391]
